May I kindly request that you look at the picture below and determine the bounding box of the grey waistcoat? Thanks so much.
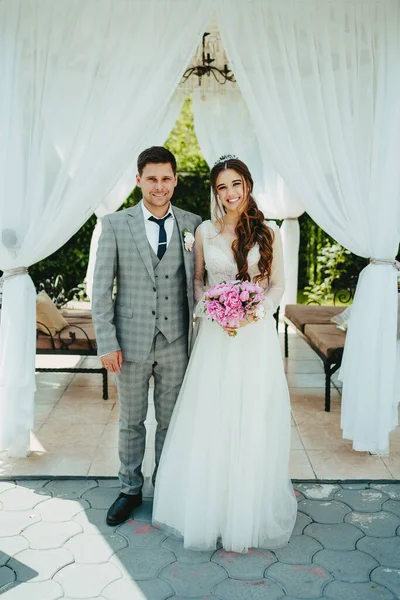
[92,203,202,363]
[149,221,188,342]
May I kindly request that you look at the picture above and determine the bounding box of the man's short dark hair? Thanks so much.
[137,146,177,176]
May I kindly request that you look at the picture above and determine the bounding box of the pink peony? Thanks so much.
[224,289,242,310]
[203,279,265,336]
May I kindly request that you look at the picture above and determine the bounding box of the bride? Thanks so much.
[152,156,297,553]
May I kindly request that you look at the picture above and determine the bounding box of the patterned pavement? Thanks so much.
[0,479,399,600]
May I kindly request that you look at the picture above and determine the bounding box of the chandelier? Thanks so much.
[182,32,236,86]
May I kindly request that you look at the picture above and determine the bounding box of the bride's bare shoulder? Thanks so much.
[200,219,212,229]
[200,220,220,236]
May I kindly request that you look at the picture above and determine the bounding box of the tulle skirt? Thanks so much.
[152,315,297,553]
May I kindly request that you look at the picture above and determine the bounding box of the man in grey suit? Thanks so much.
[92,146,202,525]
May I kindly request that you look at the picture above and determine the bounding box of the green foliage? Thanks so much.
[298,212,329,290]
[299,213,368,303]
[37,274,87,308]
[29,215,96,296]
[165,97,209,174]
[123,173,210,221]
[122,96,210,220]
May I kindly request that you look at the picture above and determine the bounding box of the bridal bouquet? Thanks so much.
[203,280,266,336]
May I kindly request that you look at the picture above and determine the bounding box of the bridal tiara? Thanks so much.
[213,154,239,166]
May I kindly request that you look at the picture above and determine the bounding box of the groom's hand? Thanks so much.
[101,350,123,374]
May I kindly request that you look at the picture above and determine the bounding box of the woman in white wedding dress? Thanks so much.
[152,156,297,553]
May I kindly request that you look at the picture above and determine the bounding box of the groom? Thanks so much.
[92,146,201,525]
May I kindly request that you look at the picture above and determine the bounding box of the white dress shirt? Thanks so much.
[141,200,175,255]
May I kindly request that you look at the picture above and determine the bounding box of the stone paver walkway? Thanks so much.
[0,479,399,599]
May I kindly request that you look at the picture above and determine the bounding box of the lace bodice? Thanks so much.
[194,220,285,315]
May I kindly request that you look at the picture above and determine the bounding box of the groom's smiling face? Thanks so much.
[136,162,178,215]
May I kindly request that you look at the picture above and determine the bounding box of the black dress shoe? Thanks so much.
[106,492,142,526]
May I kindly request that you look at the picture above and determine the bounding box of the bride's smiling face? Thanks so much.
[215,169,247,216]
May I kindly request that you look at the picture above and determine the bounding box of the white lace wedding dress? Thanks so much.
[152,220,297,552]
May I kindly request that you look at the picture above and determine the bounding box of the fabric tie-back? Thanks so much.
[0,266,29,281]
[0,266,28,299]
[369,258,400,270]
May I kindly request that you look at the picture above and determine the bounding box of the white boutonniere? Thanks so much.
[183,229,195,252]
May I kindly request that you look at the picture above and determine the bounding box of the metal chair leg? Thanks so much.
[284,322,289,358]
[324,363,331,412]
[102,368,109,400]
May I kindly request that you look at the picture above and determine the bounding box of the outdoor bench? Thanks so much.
[283,304,346,412]
[36,308,108,400]
[35,303,280,402]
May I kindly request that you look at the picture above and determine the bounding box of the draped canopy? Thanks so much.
[0,0,213,456]
[0,0,399,456]
[217,0,400,452]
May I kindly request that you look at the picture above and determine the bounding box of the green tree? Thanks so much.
[29,214,96,297]
[165,97,209,174]
[123,97,210,220]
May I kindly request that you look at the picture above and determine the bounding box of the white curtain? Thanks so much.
[0,0,212,456]
[85,89,187,300]
[217,0,400,453]
[192,88,303,307]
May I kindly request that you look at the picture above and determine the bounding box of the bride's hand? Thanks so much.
[223,315,256,334]
[223,325,238,334]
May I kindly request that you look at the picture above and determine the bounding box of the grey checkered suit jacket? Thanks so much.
[92,203,202,362]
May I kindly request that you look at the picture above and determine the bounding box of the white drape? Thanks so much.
[0,0,212,456]
[192,88,303,306]
[85,89,187,300]
[280,219,301,310]
[217,0,400,452]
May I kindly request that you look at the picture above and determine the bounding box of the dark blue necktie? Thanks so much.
[148,213,172,260]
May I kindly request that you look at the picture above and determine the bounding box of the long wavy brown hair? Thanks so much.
[210,158,274,284]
